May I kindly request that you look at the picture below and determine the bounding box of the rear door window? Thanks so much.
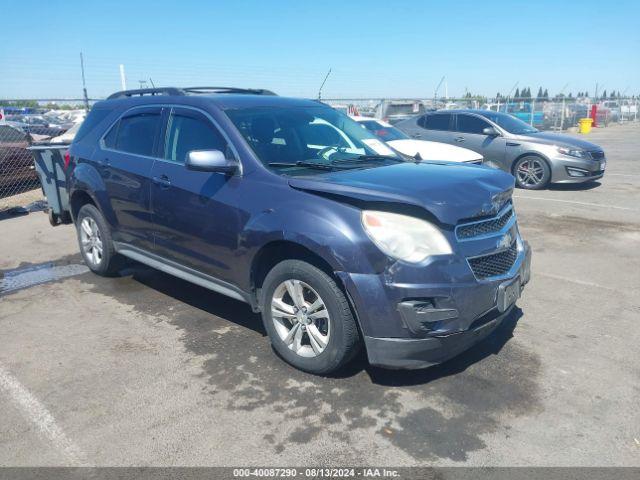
[421,113,452,131]
[455,114,491,134]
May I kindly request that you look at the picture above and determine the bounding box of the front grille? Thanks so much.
[468,241,518,280]
[589,150,605,160]
[457,207,513,240]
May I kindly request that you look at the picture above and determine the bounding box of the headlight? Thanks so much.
[361,210,452,263]
[557,146,587,158]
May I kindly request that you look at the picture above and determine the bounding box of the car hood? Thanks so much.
[518,131,602,150]
[288,162,514,225]
[387,139,483,162]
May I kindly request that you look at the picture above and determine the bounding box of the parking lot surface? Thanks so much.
[1,123,639,467]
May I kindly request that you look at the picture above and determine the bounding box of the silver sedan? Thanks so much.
[396,110,606,189]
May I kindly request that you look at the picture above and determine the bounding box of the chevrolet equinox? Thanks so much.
[63,87,532,374]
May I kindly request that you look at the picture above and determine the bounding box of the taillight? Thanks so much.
[63,150,71,170]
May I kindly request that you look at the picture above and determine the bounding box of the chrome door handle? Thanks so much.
[152,175,171,188]
[454,136,465,142]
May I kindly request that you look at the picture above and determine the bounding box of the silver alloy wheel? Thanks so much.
[516,158,545,187]
[80,217,103,266]
[271,279,330,358]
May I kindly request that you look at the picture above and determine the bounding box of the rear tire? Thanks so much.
[76,204,124,276]
[261,260,360,375]
[513,155,551,190]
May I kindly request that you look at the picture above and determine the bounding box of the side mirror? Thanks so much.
[483,127,500,136]
[185,150,239,174]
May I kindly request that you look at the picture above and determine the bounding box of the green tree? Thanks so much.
[0,99,40,108]
[514,88,520,99]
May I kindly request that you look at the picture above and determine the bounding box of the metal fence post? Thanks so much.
[531,99,535,126]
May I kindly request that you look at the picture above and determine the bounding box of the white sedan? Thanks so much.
[351,116,483,164]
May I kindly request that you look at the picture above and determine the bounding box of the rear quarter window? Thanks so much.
[73,108,112,143]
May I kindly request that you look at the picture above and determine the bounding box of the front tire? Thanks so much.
[261,260,360,375]
[513,155,551,189]
[76,204,123,276]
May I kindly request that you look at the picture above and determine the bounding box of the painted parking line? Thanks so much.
[535,272,618,292]
[0,364,88,466]
[513,195,638,211]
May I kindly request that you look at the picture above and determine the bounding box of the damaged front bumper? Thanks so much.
[341,240,532,369]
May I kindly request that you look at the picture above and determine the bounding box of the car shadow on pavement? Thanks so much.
[547,181,602,191]
[124,263,267,336]
[123,261,523,385]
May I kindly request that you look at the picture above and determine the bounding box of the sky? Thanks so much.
[1,0,639,100]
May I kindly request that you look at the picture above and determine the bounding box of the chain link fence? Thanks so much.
[0,106,85,211]
[0,122,43,208]
[323,96,640,129]
[1,95,638,212]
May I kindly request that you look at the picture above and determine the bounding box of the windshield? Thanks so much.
[477,111,538,134]
[226,105,404,175]
[358,120,410,142]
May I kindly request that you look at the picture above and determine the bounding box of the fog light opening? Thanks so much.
[566,167,589,177]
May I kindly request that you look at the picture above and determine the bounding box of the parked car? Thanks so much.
[620,99,638,119]
[397,110,606,189]
[350,116,483,164]
[0,123,44,194]
[375,100,425,124]
[49,122,81,144]
[599,101,621,122]
[482,102,545,128]
[6,114,67,137]
[48,87,531,374]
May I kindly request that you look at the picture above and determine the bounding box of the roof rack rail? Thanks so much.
[183,86,277,96]
[106,87,185,100]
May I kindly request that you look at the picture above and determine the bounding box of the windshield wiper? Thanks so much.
[268,161,338,171]
[333,154,404,164]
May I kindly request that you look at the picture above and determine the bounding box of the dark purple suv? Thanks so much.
[62,87,531,374]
